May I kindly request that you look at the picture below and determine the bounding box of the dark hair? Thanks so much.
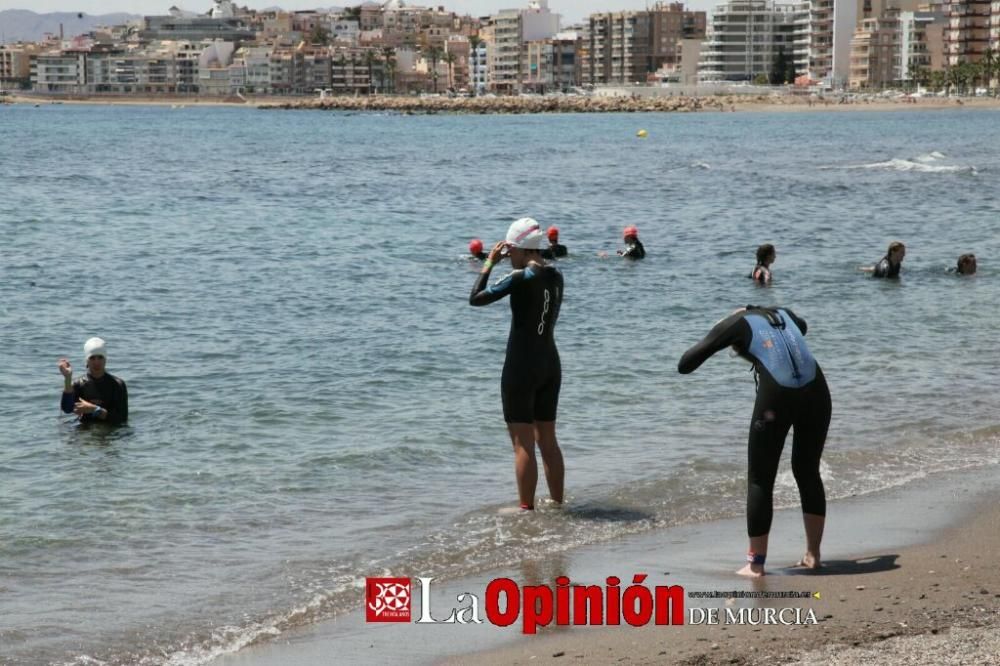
[888,241,905,256]
[756,244,775,264]
[957,253,977,274]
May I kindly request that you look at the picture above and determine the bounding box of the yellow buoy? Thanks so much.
[637,129,648,138]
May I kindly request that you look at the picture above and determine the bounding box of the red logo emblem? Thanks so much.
[366,577,411,622]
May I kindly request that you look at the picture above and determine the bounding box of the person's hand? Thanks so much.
[487,241,507,263]
[74,400,98,416]
[58,358,73,378]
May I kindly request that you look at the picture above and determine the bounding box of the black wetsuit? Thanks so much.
[872,256,901,278]
[470,261,563,423]
[749,265,771,284]
[621,240,645,259]
[678,307,829,537]
[541,243,567,259]
[471,251,488,261]
[61,372,129,425]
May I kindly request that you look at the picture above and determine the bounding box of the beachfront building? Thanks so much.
[489,0,561,93]
[231,45,272,93]
[809,0,836,81]
[29,50,88,94]
[141,2,256,45]
[583,3,707,86]
[444,36,471,91]
[849,6,948,87]
[469,33,489,92]
[1,44,43,90]
[700,0,810,82]
[521,30,581,92]
[943,0,992,66]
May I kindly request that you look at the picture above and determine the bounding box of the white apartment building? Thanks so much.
[700,0,810,81]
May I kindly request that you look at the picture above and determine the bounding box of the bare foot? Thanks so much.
[736,563,765,577]
[795,552,822,569]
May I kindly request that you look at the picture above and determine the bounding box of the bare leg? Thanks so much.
[737,533,769,577]
[533,421,564,504]
[796,513,824,568]
[507,423,537,509]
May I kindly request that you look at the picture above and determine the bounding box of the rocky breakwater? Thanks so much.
[256,94,784,114]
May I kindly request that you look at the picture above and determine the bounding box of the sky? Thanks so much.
[0,0,718,25]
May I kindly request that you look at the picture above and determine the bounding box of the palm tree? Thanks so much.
[427,45,442,94]
[443,51,457,91]
[364,49,378,95]
[981,48,996,95]
[382,46,396,94]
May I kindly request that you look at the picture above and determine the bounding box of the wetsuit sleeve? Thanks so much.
[469,266,533,306]
[782,308,808,335]
[678,313,750,374]
[61,384,78,413]
[872,258,889,278]
[107,379,128,425]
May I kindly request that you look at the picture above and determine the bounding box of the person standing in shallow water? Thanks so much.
[469,217,565,511]
[750,244,776,284]
[678,306,830,577]
[59,337,128,425]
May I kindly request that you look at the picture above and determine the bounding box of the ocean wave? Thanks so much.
[825,152,976,174]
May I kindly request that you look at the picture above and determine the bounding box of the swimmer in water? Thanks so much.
[863,241,905,278]
[617,226,645,259]
[541,226,568,259]
[469,239,488,261]
[955,253,977,275]
[678,306,830,577]
[750,244,775,284]
[469,217,565,511]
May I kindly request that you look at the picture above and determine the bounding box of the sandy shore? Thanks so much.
[7,92,1000,114]
[449,498,1000,666]
[214,464,1000,666]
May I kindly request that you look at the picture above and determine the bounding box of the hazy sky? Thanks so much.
[0,0,718,25]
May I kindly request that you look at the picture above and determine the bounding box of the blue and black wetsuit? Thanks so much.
[872,256,901,278]
[61,372,129,425]
[470,261,563,423]
[678,307,830,537]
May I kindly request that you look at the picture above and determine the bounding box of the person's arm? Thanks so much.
[782,308,807,335]
[871,258,889,277]
[678,312,749,374]
[58,358,76,413]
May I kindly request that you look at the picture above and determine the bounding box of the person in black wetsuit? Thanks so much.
[469,217,565,511]
[468,238,488,261]
[750,244,775,284]
[618,226,645,259]
[541,226,568,259]
[866,241,905,278]
[58,337,128,425]
[678,306,830,577]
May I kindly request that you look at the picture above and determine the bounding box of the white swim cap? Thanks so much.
[505,217,546,250]
[84,337,107,359]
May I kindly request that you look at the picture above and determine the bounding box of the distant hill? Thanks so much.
[0,10,142,43]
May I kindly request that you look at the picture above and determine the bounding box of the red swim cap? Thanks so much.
[469,239,483,254]
[547,226,559,240]
[623,226,639,238]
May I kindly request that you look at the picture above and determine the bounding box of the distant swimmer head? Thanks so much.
[623,225,639,240]
[756,243,776,266]
[887,241,906,263]
[546,226,560,242]
[957,253,977,275]
[469,238,484,255]
[505,217,546,251]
